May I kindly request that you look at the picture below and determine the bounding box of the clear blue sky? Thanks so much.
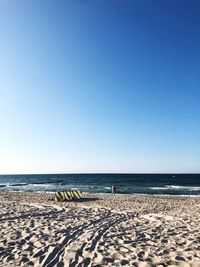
[0,0,200,174]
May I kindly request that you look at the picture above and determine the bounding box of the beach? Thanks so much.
[0,192,199,267]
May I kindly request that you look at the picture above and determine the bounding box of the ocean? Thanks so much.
[0,174,200,196]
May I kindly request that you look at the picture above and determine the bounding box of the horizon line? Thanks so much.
[0,172,200,175]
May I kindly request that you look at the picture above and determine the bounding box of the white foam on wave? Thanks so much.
[31,183,54,187]
[166,185,200,191]
[150,187,167,190]
[149,185,200,191]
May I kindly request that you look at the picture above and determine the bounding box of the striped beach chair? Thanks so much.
[53,191,82,202]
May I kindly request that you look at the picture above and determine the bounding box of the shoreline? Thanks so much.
[0,192,200,266]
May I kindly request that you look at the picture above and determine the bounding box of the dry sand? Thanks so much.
[0,192,199,267]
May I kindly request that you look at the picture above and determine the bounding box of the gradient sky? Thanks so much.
[0,0,200,174]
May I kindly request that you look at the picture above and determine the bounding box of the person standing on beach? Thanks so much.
[112,184,116,195]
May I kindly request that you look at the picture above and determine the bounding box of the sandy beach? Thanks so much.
[0,192,199,267]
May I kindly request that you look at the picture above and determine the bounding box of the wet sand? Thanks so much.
[0,192,199,266]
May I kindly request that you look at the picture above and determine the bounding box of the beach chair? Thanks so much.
[53,191,82,202]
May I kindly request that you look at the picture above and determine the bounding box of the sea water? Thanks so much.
[0,174,200,196]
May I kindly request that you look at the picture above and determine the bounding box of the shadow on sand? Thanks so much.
[71,197,100,202]
[51,197,100,203]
